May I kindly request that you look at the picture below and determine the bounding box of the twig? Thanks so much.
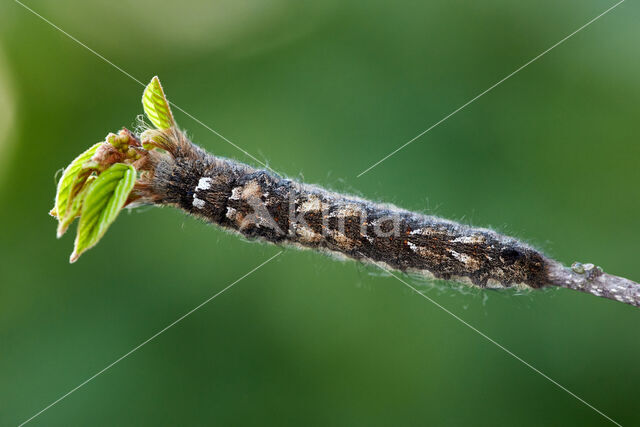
[547,260,640,307]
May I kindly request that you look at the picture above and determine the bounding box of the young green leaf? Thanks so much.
[71,163,136,263]
[142,76,175,130]
[53,142,103,222]
[56,175,96,238]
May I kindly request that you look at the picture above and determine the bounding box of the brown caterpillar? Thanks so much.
[137,128,547,290]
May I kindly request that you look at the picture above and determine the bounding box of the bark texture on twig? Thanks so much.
[546,260,640,307]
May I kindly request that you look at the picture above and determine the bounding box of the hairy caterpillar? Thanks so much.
[144,127,546,290]
[51,77,640,308]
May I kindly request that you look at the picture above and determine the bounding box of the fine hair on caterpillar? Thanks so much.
[139,125,547,290]
[50,76,640,308]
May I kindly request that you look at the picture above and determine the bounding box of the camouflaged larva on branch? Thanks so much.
[142,126,549,290]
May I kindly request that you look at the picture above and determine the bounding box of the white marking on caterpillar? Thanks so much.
[452,235,485,244]
[300,196,322,213]
[407,242,438,259]
[295,225,323,243]
[195,177,212,191]
[241,180,262,200]
[229,187,243,200]
[449,249,481,269]
[409,228,435,236]
[226,207,237,219]
[450,250,470,263]
[192,196,206,209]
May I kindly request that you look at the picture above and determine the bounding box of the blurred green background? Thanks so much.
[1,0,639,425]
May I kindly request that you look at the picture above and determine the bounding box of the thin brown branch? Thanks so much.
[546,260,640,307]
